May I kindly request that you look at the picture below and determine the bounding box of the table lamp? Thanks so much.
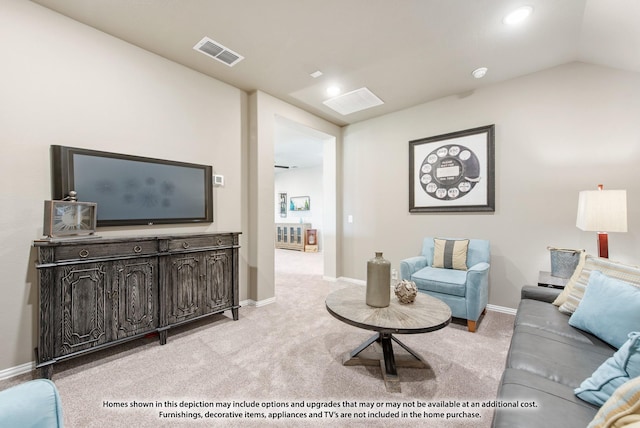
[576,184,627,258]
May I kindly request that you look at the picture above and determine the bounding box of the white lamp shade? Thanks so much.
[576,189,628,232]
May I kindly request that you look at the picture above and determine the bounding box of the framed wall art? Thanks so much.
[409,124,495,213]
[290,196,310,211]
[279,193,287,218]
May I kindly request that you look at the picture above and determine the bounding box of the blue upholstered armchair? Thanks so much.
[400,237,490,332]
[0,379,64,427]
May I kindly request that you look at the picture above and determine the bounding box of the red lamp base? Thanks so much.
[597,232,609,259]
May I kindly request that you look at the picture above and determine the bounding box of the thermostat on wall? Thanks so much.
[213,175,225,186]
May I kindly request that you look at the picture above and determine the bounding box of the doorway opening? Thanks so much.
[273,117,336,279]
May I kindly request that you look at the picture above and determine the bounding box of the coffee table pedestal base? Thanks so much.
[342,332,430,393]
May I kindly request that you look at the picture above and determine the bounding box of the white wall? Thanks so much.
[275,166,324,250]
[341,62,640,310]
[0,0,246,372]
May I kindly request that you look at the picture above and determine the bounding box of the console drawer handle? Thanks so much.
[182,242,190,249]
[79,249,89,258]
[217,239,223,246]
[133,245,142,253]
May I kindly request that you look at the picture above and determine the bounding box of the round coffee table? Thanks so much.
[326,286,451,392]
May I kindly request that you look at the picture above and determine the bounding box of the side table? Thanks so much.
[538,271,569,289]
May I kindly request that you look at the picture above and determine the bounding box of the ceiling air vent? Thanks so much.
[193,37,244,67]
[323,87,384,115]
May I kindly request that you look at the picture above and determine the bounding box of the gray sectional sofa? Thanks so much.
[492,285,615,427]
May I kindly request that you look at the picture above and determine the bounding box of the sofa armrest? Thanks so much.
[521,285,562,303]
[400,256,428,280]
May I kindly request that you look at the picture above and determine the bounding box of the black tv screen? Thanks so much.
[51,145,213,226]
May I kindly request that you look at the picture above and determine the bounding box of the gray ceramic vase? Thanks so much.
[366,252,391,307]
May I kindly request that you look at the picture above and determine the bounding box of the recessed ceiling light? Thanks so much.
[504,5,533,25]
[310,70,323,78]
[326,86,341,97]
[472,67,488,79]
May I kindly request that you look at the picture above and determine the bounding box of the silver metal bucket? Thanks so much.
[548,247,582,279]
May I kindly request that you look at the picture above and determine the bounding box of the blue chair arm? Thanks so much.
[400,256,428,280]
[465,262,490,322]
[468,262,490,274]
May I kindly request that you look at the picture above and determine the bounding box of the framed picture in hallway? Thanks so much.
[279,193,287,218]
[409,124,495,213]
[290,196,310,211]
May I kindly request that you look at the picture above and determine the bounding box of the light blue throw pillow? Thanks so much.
[574,331,640,406]
[568,270,640,348]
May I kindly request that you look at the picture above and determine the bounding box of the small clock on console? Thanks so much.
[43,192,97,238]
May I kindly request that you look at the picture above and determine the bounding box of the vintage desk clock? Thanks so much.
[43,191,97,239]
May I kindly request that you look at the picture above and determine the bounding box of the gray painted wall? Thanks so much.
[3,1,640,376]
[0,1,246,373]
[341,62,640,310]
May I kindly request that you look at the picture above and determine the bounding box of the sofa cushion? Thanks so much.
[506,324,614,388]
[411,266,467,297]
[568,271,640,349]
[493,368,599,428]
[587,376,640,428]
[433,238,468,270]
[515,298,612,346]
[574,332,640,406]
[557,255,640,315]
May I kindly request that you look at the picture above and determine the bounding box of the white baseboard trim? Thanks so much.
[240,297,276,308]
[0,361,34,381]
[487,304,517,316]
[322,276,338,282]
[338,276,365,286]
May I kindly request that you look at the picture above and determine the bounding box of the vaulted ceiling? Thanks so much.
[31,0,640,127]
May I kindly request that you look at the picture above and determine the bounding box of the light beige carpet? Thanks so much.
[1,249,514,427]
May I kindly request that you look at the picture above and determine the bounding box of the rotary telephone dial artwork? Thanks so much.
[418,143,480,201]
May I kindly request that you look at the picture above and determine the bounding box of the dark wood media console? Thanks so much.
[33,232,241,379]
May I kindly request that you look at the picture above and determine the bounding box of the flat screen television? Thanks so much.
[51,145,213,227]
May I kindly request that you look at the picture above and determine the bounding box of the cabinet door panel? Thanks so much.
[113,260,158,339]
[167,256,201,323]
[56,264,108,356]
[203,250,232,312]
